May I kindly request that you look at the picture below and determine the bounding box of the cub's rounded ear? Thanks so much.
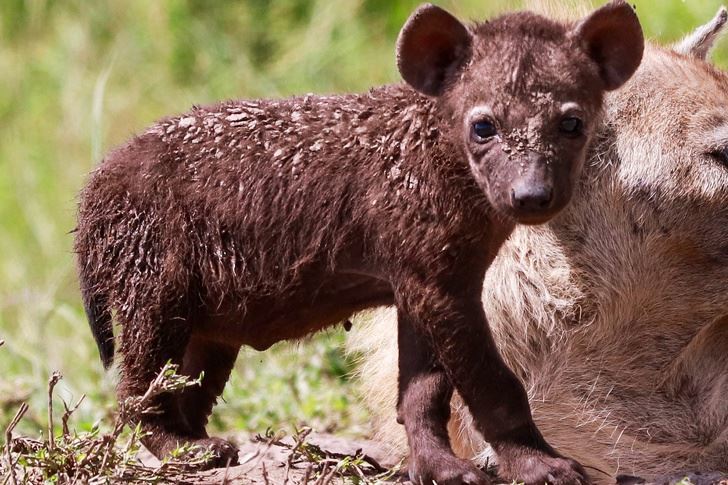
[572,0,644,91]
[397,3,472,96]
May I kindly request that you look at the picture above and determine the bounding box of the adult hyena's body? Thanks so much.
[350,42,728,484]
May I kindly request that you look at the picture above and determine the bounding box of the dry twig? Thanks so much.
[4,403,29,485]
[61,394,85,436]
[46,372,62,451]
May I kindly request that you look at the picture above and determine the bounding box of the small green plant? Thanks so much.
[254,426,403,484]
[674,478,695,485]
[0,340,402,484]
[1,363,214,484]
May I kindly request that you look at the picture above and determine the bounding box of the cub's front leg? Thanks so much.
[395,278,588,485]
[397,310,490,485]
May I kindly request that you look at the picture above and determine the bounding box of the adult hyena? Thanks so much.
[350,7,728,484]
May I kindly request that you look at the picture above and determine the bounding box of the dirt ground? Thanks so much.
[137,434,728,485]
[139,432,410,484]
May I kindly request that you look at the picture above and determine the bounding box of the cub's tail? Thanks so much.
[80,283,114,369]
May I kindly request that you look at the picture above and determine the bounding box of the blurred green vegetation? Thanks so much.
[0,0,726,439]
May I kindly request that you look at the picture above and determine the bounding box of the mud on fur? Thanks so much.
[75,2,643,484]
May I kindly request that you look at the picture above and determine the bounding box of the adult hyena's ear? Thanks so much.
[572,0,644,91]
[674,7,728,61]
[397,4,472,96]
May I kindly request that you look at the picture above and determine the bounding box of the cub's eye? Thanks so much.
[559,116,584,137]
[471,120,497,142]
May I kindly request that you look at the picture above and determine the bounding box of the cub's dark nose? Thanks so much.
[510,184,554,211]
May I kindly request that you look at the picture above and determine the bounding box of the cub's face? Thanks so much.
[396,1,644,224]
[448,19,604,224]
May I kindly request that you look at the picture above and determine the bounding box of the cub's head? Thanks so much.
[397,0,644,224]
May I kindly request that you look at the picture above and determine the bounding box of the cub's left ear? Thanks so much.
[572,0,644,91]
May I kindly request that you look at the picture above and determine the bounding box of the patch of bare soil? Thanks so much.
[138,431,408,484]
[138,433,728,485]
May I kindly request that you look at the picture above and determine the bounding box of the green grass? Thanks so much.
[1,0,727,443]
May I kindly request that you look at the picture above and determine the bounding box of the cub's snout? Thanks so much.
[511,181,554,212]
[497,152,574,225]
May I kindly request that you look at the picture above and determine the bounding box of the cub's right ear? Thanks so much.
[397,4,472,97]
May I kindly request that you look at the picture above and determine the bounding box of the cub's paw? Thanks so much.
[409,449,491,485]
[190,437,240,469]
[497,446,588,485]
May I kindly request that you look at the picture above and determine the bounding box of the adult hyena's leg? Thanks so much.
[177,335,240,463]
[397,311,491,485]
[659,315,728,472]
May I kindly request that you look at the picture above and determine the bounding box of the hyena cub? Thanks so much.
[75,1,643,484]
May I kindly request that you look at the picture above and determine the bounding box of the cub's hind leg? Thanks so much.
[116,298,234,469]
[177,335,241,466]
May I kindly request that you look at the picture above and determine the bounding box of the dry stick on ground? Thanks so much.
[220,454,232,485]
[236,448,263,477]
[47,372,61,451]
[300,463,313,485]
[240,429,285,478]
[98,413,125,472]
[350,462,368,483]
[283,428,313,485]
[317,461,339,485]
[313,462,329,485]
[4,402,29,485]
[61,394,85,436]
[261,462,270,485]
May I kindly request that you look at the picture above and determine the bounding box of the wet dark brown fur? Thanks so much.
[75,2,643,484]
